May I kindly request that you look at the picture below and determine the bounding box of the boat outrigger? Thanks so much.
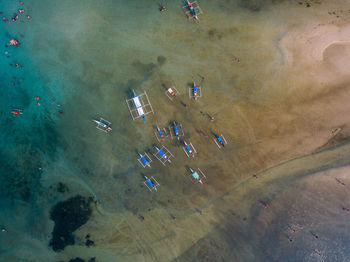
[153,145,174,166]
[92,117,112,132]
[165,87,179,101]
[154,125,168,142]
[138,152,152,168]
[126,89,154,122]
[183,0,202,20]
[214,133,227,149]
[169,121,184,139]
[182,141,197,157]
[188,167,206,184]
[189,82,201,100]
[144,176,160,192]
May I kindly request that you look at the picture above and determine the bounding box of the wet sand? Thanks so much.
[2,0,350,261]
[174,142,350,262]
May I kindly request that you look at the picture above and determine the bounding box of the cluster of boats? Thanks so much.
[92,80,227,192]
[90,0,230,190]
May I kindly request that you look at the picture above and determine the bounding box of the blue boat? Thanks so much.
[138,152,152,168]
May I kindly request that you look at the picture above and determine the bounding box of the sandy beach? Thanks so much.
[1,0,350,261]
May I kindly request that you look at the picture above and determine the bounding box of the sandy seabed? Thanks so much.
[2,0,350,261]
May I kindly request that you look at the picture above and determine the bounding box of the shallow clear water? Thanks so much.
[1,0,350,261]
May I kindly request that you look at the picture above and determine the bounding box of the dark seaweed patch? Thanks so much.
[132,60,157,75]
[85,233,94,246]
[68,258,85,262]
[57,182,69,193]
[157,55,166,65]
[207,29,223,40]
[85,239,94,247]
[65,257,96,262]
[49,195,93,252]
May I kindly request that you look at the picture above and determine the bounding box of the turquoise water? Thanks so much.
[2,0,350,261]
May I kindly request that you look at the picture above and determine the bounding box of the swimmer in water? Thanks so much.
[12,109,23,115]
[160,5,166,12]
[12,14,18,21]
[8,39,19,46]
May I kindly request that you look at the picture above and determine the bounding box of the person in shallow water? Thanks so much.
[8,39,19,46]
[12,13,18,21]
[160,5,166,12]
[12,109,23,115]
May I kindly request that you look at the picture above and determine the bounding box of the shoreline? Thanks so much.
[279,24,350,65]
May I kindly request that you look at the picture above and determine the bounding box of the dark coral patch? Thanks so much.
[64,257,96,262]
[85,239,94,247]
[57,182,69,193]
[157,55,166,65]
[69,258,85,262]
[49,195,93,251]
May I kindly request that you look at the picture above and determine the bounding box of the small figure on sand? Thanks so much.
[233,55,240,62]
[259,200,268,208]
[312,249,322,258]
[335,178,345,186]
[285,234,292,242]
[139,215,145,222]
[206,113,215,121]
[296,224,304,229]
[200,111,215,121]
[310,231,319,239]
